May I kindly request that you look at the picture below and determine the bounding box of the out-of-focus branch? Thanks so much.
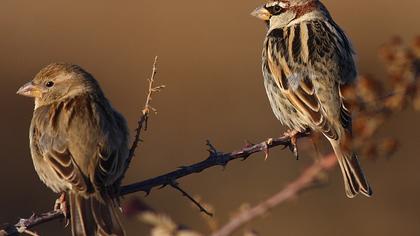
[211,154,337,236]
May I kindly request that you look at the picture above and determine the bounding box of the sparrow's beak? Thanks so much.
[251,5,271,21]
[16,81,42,98]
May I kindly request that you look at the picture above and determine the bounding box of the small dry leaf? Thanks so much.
[356,76,383,105]
[378,138,399,158]
[353,115,385,139]
[379,37,401,63]
[340,84,358,107]
[176,230,203,236]
[360,142,378,161]
[150,228,173,236]
[140,211,178,233]
[384,89,407,111]
[137,207,203,236]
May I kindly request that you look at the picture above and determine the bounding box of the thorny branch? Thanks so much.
[119,131,310,196]
[124,56,164,176]
[0,131,310,236]
[0,211,63,236]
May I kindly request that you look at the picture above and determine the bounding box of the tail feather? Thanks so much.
[330,139,372,198]
[70,193,96,236]
[91,196,125,236]
[69,193,125,236]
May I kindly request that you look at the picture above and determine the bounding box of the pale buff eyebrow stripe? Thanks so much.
[279,1,288,8]
[266,1,288,8]
[266,1,278,7]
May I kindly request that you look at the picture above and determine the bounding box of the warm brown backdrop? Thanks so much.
[1,0,419,235]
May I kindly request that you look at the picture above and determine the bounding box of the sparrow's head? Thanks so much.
[251,0,327,30]
[17,63,101,107]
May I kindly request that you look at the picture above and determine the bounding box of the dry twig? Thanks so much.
[124,56,164,176]
[170,182,214,217]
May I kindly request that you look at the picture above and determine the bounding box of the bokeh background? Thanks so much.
[1,0,419,235]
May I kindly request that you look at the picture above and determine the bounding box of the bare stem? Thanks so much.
[170,182,213,217]
[125,56,163,176]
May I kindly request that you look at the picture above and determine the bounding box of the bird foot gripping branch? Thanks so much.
[53,193,69,227]
[264,138,273,161]
[283,130,300,160]
[264,130,305,161]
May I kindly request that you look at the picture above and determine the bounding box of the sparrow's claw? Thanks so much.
[264,138,274,160]
[290,135,299,160]
[283,130,299,160]
[54,193,69,227]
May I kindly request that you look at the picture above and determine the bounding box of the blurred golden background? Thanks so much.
[1,0,419,235]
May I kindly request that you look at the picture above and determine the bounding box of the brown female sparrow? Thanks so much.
[17,63,129,235]
[251,0,372,198]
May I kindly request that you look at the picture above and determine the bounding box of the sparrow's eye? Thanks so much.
[45,81,54,87]
[272,5,282,14]
[266,4,283,15]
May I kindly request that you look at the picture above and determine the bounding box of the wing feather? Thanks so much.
[265,23,341,140]
[33,95,128,195]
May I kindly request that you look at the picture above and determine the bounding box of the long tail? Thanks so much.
[69,193,125,236]
[329,138,372,198]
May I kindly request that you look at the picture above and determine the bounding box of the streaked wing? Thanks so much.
[306,20,357,84]
[339,85,352,131]
[32,95,128,194]
[44,146,89,193]
[83,97,129,190]
[32,103,90,193]
[263,20,357,139]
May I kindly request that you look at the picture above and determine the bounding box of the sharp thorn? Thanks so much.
[158,184,167,189]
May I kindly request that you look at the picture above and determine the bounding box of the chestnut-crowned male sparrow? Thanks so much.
[17,63,129,235]
[252,0,372,197]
